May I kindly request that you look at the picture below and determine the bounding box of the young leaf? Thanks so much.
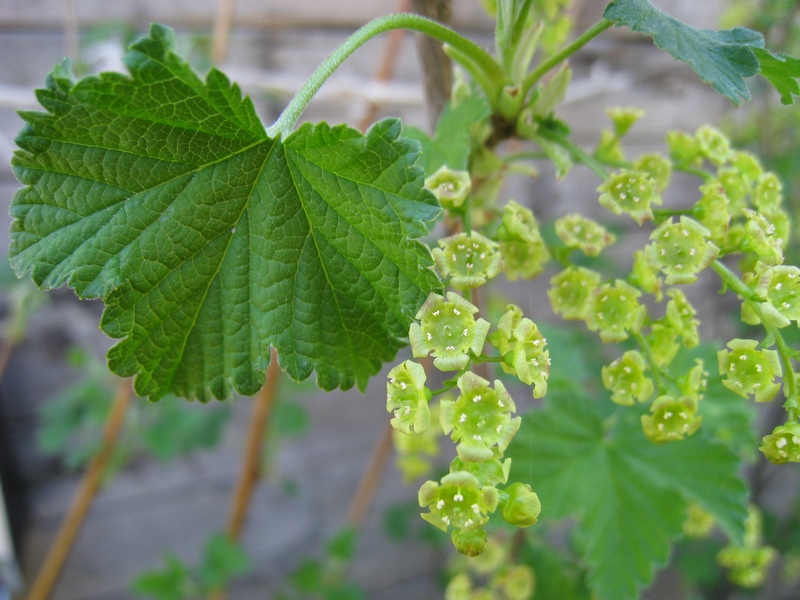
[603,0,765,106]
[403,93,490,174]
[10,24,441,401]
[507,392,747,600]
[752,48,800,105]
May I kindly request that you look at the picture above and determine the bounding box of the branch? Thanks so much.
[26,379,132,600]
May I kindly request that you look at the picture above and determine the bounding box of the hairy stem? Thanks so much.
[267,13,503,137]
[26,379,132,600]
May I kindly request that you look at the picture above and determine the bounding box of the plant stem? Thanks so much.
[346,422,394,526]
[225,349,281,539]
[26,379,132,600]
[267,13,503,138]
[633,330,667,395]
[541,128,610,179]
[521,19,614,98]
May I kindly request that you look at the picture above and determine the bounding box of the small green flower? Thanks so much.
[602,350,654,406]
[730,151,763,184]
[717,167,751,207]
[665,289,700,348]
[696,125,733,166]
[633,153,671,191]
[489,306,550,397]
[594,129,626,164]
[718,546,777,588]
[451,527,487,557]
[450,457,511,486]
[607,106,645,137]
[548,266,601,320]
[409,292,490,371]
[754,264,800,326]
[683,502,716,538]
[644,216,719,284]
[759,422,800,464]
[496,200,550,280]
[498,482,541,528]
[424,165,471,209]
[493,565,536,600]
[740,209,784,266]
[585,279,646,343]
[752,172,782,212]
[597,170,662,225]
[386,360,430,434]
[629,249,663,300]
[393,403,441,482]
[647,322,680,367]
[433,232,503,290]
[641,395,702,443]
[693,180,731,240]
[666,130,701,164]
[718,338,782,402]
[554,213,616,256]
[418,471,499,531]
[440,372,521,462]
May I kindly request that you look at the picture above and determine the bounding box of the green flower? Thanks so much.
[451,527,487,557]
[602,350,654,406]
[489,305,549,397]
[754,264,800,326]
[585,279,646,343]
[548,266,601,320]
[418,471,499,531]
[693,180,731,240]
[449,456,511,487]
[665,289,700,348]
[386,360,430,434]
[393,403,441,481]
[718,338,782,403]
[647,322,680,367]
[644,216,719,284]
[752,172,782,212]
[666,130,701,165]
[759,422,800,464]
[633,153,671,191]
[683,502,716,538]
[424,165,471,209]
[594,129,626,164]
[641,395,702,443]
[597,170,662,225]
[696,125,733,166]
[496,200,550,280]
[440,372,521,462]
[554,213,616,256]
[409,292,490,371]
[740,209,784,266]
[607,106,645,137]
[629,249,663,300]
[493,565,536,600]
[433,232,503,290]
[498,482,541,528]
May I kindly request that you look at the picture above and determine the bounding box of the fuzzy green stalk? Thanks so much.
[267,13,504,138]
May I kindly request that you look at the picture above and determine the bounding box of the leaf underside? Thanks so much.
[507,392,747,600]
[603,0,765,106]
[10,24,442,401]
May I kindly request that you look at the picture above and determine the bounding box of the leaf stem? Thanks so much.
[521,19,614,99]
[539,127,610,180]
[267,13,503,138]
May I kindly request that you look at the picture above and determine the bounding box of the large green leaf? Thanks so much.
[603,0,765,106]
[507,392,748,600]
[10,24,441,401]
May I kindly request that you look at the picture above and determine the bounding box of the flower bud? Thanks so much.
[499,482,541,527]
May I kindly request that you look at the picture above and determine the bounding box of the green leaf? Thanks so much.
[752,47,800,104]
[199,533,251,590]
[10,24,441,401]
[603,0,764,106]
[507,392,748,600]
[131,555,192,600]
[402,94,490,174]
